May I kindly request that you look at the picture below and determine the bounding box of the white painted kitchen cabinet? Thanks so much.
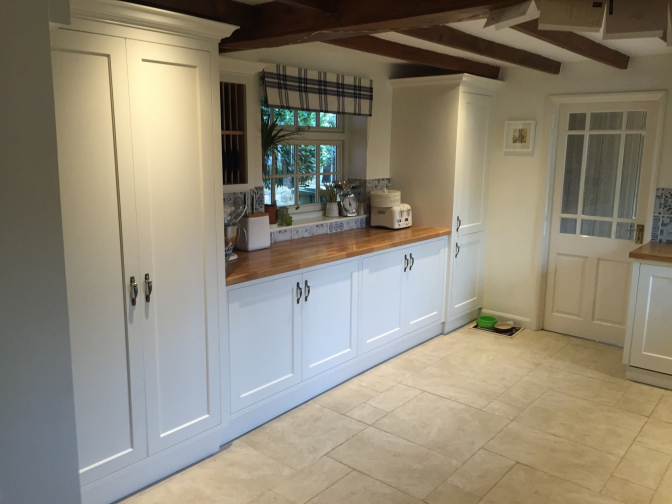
[403,239,447,332]
[228,275,303,412]
[626,264,672,376]
[448,232,486,318]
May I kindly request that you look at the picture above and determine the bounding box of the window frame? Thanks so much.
[269,106,344,133]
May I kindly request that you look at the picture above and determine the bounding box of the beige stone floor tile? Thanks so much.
[616,396,657,416]
[242,402,366,470]
[272,457,351,504]
[567,337,623,353]
[485,422,620,491]
[515,390,646,457]
[179,441,295,504]
[523,365,629,405]
[545,344,627,382]
[351,359,419,393]
[623,383,666,406]
[413,333,461,359]
[482,400,524,420]
[652,392,672,422]
[480,464,622,504]
[392,343,446,371]
[496,379,547,408]
[122,473,218,504]
[424,482,481,504]
[328,427,460,499]
[430,345,540,389]
[534,330,573,343]
[249,491,294,504]
[305,471,423,504]
[374,392,509,463]
[517,337,568,363]
[613,444,672,490]
[442,329,540,359]
[635,418,672,455]
[402,366,508,409]
[447,449,515,496]
[652,484,672,504]
[366,383,421,412]
[345,403,387,424]
[312,380,378,414]
[601,476,655,504]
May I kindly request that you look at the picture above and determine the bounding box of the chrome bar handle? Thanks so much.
[304,280,311,302]
[130,276,138,306]
[296,282,303,304]
[404,254,409,272]
[409,253,415,271]
[145,273,153,302]
[455,243,460,259]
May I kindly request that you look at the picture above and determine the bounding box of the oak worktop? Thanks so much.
[226,226,451,286]
[629,242,672,265]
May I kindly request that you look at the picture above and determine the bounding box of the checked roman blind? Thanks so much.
[261,64,373,117]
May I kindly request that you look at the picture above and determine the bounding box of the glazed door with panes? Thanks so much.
[544,101,660,345]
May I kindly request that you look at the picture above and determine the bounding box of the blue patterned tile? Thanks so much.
[358,217,367,228]
[659,216,672,243]
[312,223,328,235]
[343,218,358,230]
[664,190,672,215]
[652,215,661,241]
[292,225,313,239]
[271,229,292,243]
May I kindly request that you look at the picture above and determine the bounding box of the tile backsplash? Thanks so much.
[652,188,672,243]
[223,186,265,215]
[271,216,368,244]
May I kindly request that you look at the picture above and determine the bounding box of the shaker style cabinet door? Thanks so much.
[51,30,148,484]
[454,93,492,236]
[126,40,221,454]
[302,261,359,379]
[449,232,486,319]
[360,250,405,354]
[228,275,303,412]
[403,239,446,332]
[630,265,672,375]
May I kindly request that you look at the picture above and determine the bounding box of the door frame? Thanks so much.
[533,91,667,333]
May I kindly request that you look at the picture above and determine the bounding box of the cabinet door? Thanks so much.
[449,232,486,319]
[51,30,147,484]
[360,250,405,354]
[404,239,446,332]
[454,93,492,236]
[126,40,221,453]
[229,276,303,412]
[303,261,359,379]
[630,265,672,375]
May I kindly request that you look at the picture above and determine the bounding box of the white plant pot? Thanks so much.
[325,202,340,217]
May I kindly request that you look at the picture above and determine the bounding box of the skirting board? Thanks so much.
[219,319,459,446]
[81,429,220,504]
[626,366,672,391]
[480,309,534,330]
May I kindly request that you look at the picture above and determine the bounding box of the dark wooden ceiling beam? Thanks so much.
[274,0,338,13]
[325,35,501,79]
[121,0,254,27]
[400,25,561,75]
[220,0,524,51]
[512,19,630,69]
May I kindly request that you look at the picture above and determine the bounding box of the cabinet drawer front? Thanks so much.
[303,261,359,379]
[229,275,303,412]
[360,250,405,353]
[405,239,446,331]
[630,265,672,375]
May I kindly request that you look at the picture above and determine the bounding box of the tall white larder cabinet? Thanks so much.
[389,75,501,325]
[51,4,235,503]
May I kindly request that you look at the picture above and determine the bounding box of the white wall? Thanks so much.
[0,1,82,503]
[483,53,672,329]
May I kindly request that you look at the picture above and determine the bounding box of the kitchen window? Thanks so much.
[263,105,344,208]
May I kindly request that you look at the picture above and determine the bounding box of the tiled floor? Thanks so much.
[121,325,672,504]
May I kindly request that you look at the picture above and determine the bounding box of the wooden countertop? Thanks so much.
[629,242,672,265]
[226,226,451,286]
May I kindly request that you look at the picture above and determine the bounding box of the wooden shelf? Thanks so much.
[220,82,247,186]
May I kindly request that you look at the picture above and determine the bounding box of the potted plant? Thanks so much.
[322,183,339,217]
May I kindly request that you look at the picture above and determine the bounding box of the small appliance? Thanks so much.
[238,213,271,252]
[370,189,412,230]
[339,193,359,217]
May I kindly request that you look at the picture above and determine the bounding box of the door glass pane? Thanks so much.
[320,145,338,173]
[581,219,612,238]
[568,113,586,131]
[299,175,317,204]
[582,134,621,217]
[590,112,623,130]
[626,111,647,130]
[275,144,295,175]
[561,135,584,215]
[274,177,296,206]
[618,134,645,219]
[298,111,316,127]
[320,173,338,186]
[560,218,577,235]
[615,222,636,241]
[297,145,316,174]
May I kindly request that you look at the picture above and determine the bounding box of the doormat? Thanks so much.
[471,324,522,338]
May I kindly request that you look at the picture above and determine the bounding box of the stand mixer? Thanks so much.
[223,196,247,262]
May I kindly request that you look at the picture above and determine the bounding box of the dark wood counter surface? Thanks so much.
[226,226,451,286]
[629,242,672,265]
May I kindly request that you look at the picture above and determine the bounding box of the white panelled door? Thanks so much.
[545,101,661,345]
[126,40,221,453]
[51,30,148,484]
[403,240,446,332]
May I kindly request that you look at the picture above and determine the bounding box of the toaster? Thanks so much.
[370,203,412,230]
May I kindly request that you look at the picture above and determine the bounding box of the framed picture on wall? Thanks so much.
[504,120,536,154]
